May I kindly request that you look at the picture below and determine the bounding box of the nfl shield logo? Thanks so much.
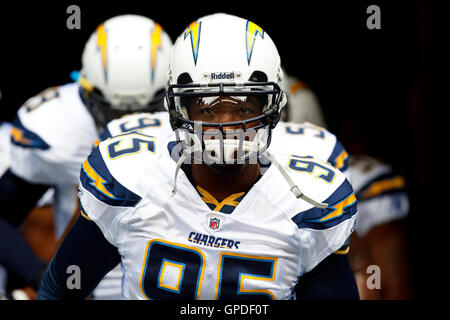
[209,217,220,231]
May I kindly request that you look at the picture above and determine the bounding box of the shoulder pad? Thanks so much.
[80,146,141,207]
[270,122,349,172]
[103,111,172,141]
[91,131,174,198]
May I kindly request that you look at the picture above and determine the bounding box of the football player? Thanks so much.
[0,14,173,299]
[65,36,351,301]
[346,155,412,299]
[280,73,413,299]
[37,13,359,300]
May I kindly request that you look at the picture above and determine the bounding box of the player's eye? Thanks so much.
[239,107,251,115]
[200,107,214,115]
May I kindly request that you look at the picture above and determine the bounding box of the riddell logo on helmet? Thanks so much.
[210,72,235,80]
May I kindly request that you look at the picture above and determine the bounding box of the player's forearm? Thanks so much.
[0,218,47,289]
[0,169,51,226]
[36,258,68,300]
[0,169,52,287]
[364,222,414,299]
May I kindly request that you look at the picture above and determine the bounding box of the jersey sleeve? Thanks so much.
[295,253,359,300]
[354,171,409,237]
[291,178,358,273]
[78,146,142,245]
[9,116,54,184]
[9,84,98,186]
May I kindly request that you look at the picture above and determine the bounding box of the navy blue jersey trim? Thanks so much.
[80,146,141,207]
[11,117,50,150]
[291,179,357,230]
[328,140,348,172]
[99,127,113,142]
[356,171,406,201]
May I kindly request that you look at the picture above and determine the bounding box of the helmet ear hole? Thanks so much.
[177,73,193,85]
[248,71,268,82]
[92,87,105,98]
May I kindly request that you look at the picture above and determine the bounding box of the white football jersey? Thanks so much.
[89,114,349,300]
[9,83,97,238]
[346,155,409,237]
[78,132,357,300]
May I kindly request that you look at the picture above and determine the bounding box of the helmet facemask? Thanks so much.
[167,80,284,167]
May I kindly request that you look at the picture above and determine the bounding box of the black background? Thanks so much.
[0,0,434,298]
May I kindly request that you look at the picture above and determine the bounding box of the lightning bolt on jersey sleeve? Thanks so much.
[265,154,357,273]
[79,146,142,245]
[291,178,357,272]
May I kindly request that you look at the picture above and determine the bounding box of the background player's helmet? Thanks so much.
[79,14,173,130]
[280,68,328,128]
[165,13,286,165]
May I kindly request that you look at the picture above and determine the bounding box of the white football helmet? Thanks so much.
[165,13,286,166]
[78,14,173,129]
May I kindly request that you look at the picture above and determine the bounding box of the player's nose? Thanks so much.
[217,110,243,130]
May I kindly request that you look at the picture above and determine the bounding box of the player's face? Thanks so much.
[186,95,265,175]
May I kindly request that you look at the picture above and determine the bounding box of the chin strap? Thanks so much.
[264,151,329,209]
[172,147,191,195]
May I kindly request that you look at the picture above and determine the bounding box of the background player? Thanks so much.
[0,14,173,299]
[0,119,55,300]
[280,72,413,299]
